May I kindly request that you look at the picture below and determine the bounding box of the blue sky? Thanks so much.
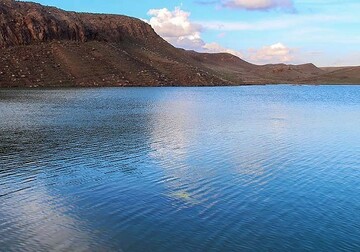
[29,0,359,66]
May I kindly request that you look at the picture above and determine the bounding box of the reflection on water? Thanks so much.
[1,86,360,251]
[0,185,95,251]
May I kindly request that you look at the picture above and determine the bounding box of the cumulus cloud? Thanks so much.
[147,7,243,56]
[222,0,294,11]
[148,7,241,55]
[147,7,297,64]
[147,7,205,50]
[247,43,294,64]
[203,42,243,58]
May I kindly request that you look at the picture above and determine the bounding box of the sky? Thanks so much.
[26,0,360,66]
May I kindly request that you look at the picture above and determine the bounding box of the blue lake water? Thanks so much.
[0,86,360,251]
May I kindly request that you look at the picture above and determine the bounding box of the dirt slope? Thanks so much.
[0,0,359,87]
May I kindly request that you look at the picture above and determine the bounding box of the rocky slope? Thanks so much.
[0,0,157,47]
[0,0,359,87]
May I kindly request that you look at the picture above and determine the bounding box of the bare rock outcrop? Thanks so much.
[0,0,158,48]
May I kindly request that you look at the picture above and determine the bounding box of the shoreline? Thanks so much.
[1,83,360,90]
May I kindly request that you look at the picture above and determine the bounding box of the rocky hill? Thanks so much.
[0,0,158,47]
[0,0,359,87]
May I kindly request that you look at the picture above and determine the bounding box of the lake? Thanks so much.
[0,86,360,251]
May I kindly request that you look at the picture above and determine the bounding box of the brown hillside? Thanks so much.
[308,66,360,84]
[0,0,359,87]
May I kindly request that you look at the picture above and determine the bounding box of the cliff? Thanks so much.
[0,0,158,47]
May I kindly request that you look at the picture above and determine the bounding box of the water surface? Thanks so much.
[1,86,360,251]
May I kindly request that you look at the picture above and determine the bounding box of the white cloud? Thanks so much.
[222,0,293,11]
[247,43,294,64]
[203,42,243,58]
[147,7,299,65]
[147,7,205,50]
[147,7,244,56]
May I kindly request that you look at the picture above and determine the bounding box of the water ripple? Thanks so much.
[1,86,360,251]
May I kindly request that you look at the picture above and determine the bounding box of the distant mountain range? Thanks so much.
[0,0,359,87]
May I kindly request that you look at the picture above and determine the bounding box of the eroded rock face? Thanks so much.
[0,0,157,48]
[0,0,232,88]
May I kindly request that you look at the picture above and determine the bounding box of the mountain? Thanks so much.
[0,0,359,87]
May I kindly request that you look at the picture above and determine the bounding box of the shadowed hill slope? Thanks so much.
[0,0,359,87]
[308,66,360,84]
